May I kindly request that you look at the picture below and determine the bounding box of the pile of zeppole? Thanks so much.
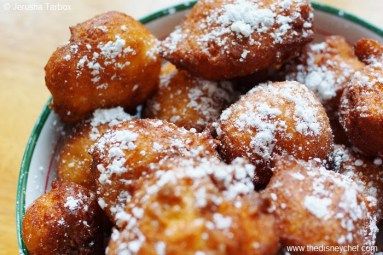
[22,1,383,254]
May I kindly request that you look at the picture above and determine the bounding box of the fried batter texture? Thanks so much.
[339,40,383,156]
[284,36,364,144]
[144,62,237,131]
[217,81,333,186]
[329,145,383,220]
[161,0,313,80]
[264,156,378,254]
[90,119,218,222]
[354,38,383,65]
[107,157,279,255]
[45,11,161,123]
[57,107,134,190]
[22,182,103,255]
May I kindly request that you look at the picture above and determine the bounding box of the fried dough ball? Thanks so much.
[45,11,161,123]
[264,156,378,252]
[58,125,95,190]
[217,81,333,187]
[107,157,279,255]
[144,62,238,131]
[90,119,218,222]
[57,107,134,190]
[22,182,103,255]
[339,66,383,157]
[285,36,364,108]
[283,36,364,144]
[329,145,383,220]
[355,38,383,66]
[339,39,383,156]
[161,0,313,80]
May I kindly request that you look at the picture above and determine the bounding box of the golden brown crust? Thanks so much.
[144,62,237,131]
[57,107,134,190]
[329,145,383,220]
[339,39,383,156]
[22,182,103,255]
[107,157,279,255]
[217,81,333,186]
[57,124,96,190]
[339,66,383,157]
[45,11,161,123]
[354,38,383,66]
[161,0,313,80]
[283,36,364,145]
[285,36,364,104]
[264,156,377,253]
[90,119,219,222]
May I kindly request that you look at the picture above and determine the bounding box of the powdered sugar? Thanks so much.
[290,172,305,180]
[155,242,166,255]
[140,157,255,205]
[213,213,232,229]
[63,54,71,61]
[89,107,134,140]
[374,158,382,166]
[268,158,378,245]
[162,0,313,62]
[186,80,235,126]
[92,120,218,220]
[72,32,152,89]
[340,66,383,120]
[236,102,284,160]
[111,157,256,254]
[330,145,382,219]
[64,195,83,212]
[218,0,275,37]
[251,82,322,136]
[219,81,324,161]
[95,25,108,33]
[286,38,362,102]
[303,195,332,219]
[95,130,139,184]
[98,35,126,59]
[147,63,236,130]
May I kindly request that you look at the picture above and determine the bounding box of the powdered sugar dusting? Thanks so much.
[330,145,382,219]
[64,193,88,212]
[249,82,322,136]
[67,21,158,91]
[94,130,139,184]
[340,66,383,120]
[162,0,313,62]
[186,80,235,127]
[64,195,82,211]
[267,158,378,246]
[303,195,332,219]
[219,81,325,161]
[285,37,362,102]
[146,63,237,130]
[111,156,256,254]
[139,157,255,207]
[89,107,134,140]
[235,102,284,160]
[218,0,275,37]
[91,120,218,220]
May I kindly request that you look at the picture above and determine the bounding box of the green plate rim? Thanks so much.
[16,1,383,253]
